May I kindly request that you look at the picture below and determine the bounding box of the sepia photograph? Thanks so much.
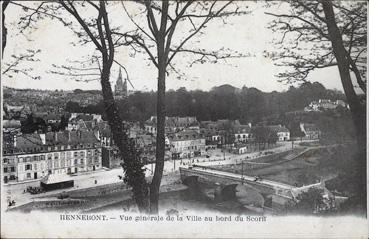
[1,0,367,238]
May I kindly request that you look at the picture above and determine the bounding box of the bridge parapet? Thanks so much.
[180,167,279,196]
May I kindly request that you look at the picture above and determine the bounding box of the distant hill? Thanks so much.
[211,84,239,94]
[4,82,347,125]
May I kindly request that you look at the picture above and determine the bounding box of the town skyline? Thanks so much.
[3,80,346,96]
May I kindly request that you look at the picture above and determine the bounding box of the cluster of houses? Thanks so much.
[144,116,318,158]
[2,111,321,184]
[304,99,348,112]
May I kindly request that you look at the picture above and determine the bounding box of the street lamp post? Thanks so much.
[241,161,244,185]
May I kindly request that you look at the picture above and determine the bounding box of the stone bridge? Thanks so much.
[180,166,296,200]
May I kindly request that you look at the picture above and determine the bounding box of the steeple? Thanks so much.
[114,67,128,99]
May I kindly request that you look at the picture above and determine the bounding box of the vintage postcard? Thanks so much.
[1,0,367,238]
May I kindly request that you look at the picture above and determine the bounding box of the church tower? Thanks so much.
[114,67,128,99]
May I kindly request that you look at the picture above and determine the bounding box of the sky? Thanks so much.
[2,1,345,93]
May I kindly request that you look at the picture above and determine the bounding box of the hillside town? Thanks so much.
[3,70,327,184]
[3,66,358,217]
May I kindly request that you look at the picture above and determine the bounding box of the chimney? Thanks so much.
[248,122,252,128]
[39,133,46,145]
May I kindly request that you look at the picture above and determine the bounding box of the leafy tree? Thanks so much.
[21,114,47,134]
[294,188,325,214]
[251,126,276,150]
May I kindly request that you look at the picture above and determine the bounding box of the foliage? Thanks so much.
[251,126,278,148]
[65,81,345,123]
[21,114,47,134]
[294,188,325,214]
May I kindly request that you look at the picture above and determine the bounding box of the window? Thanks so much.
[74,152,78,157]
[80,158,84,164]
[9,175,16,180]
[54,153,59,160]
[3,168,8,173]
[34,164,37,171]
[10,167,15,172]
[18,157,23,163]
[47,160,52,169]
[26,173,31,179]
[26,164,32,170]
[74,159,78,165]
[3,158,9,164]
[47,154,52,160]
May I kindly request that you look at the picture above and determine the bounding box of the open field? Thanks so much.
[210,145,353,187]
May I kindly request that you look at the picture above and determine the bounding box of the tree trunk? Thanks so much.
[100,67,149,213]
[2,1,10,57]
[322,1,366,152]
[322,0,366,204]
[149,41,166,214]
